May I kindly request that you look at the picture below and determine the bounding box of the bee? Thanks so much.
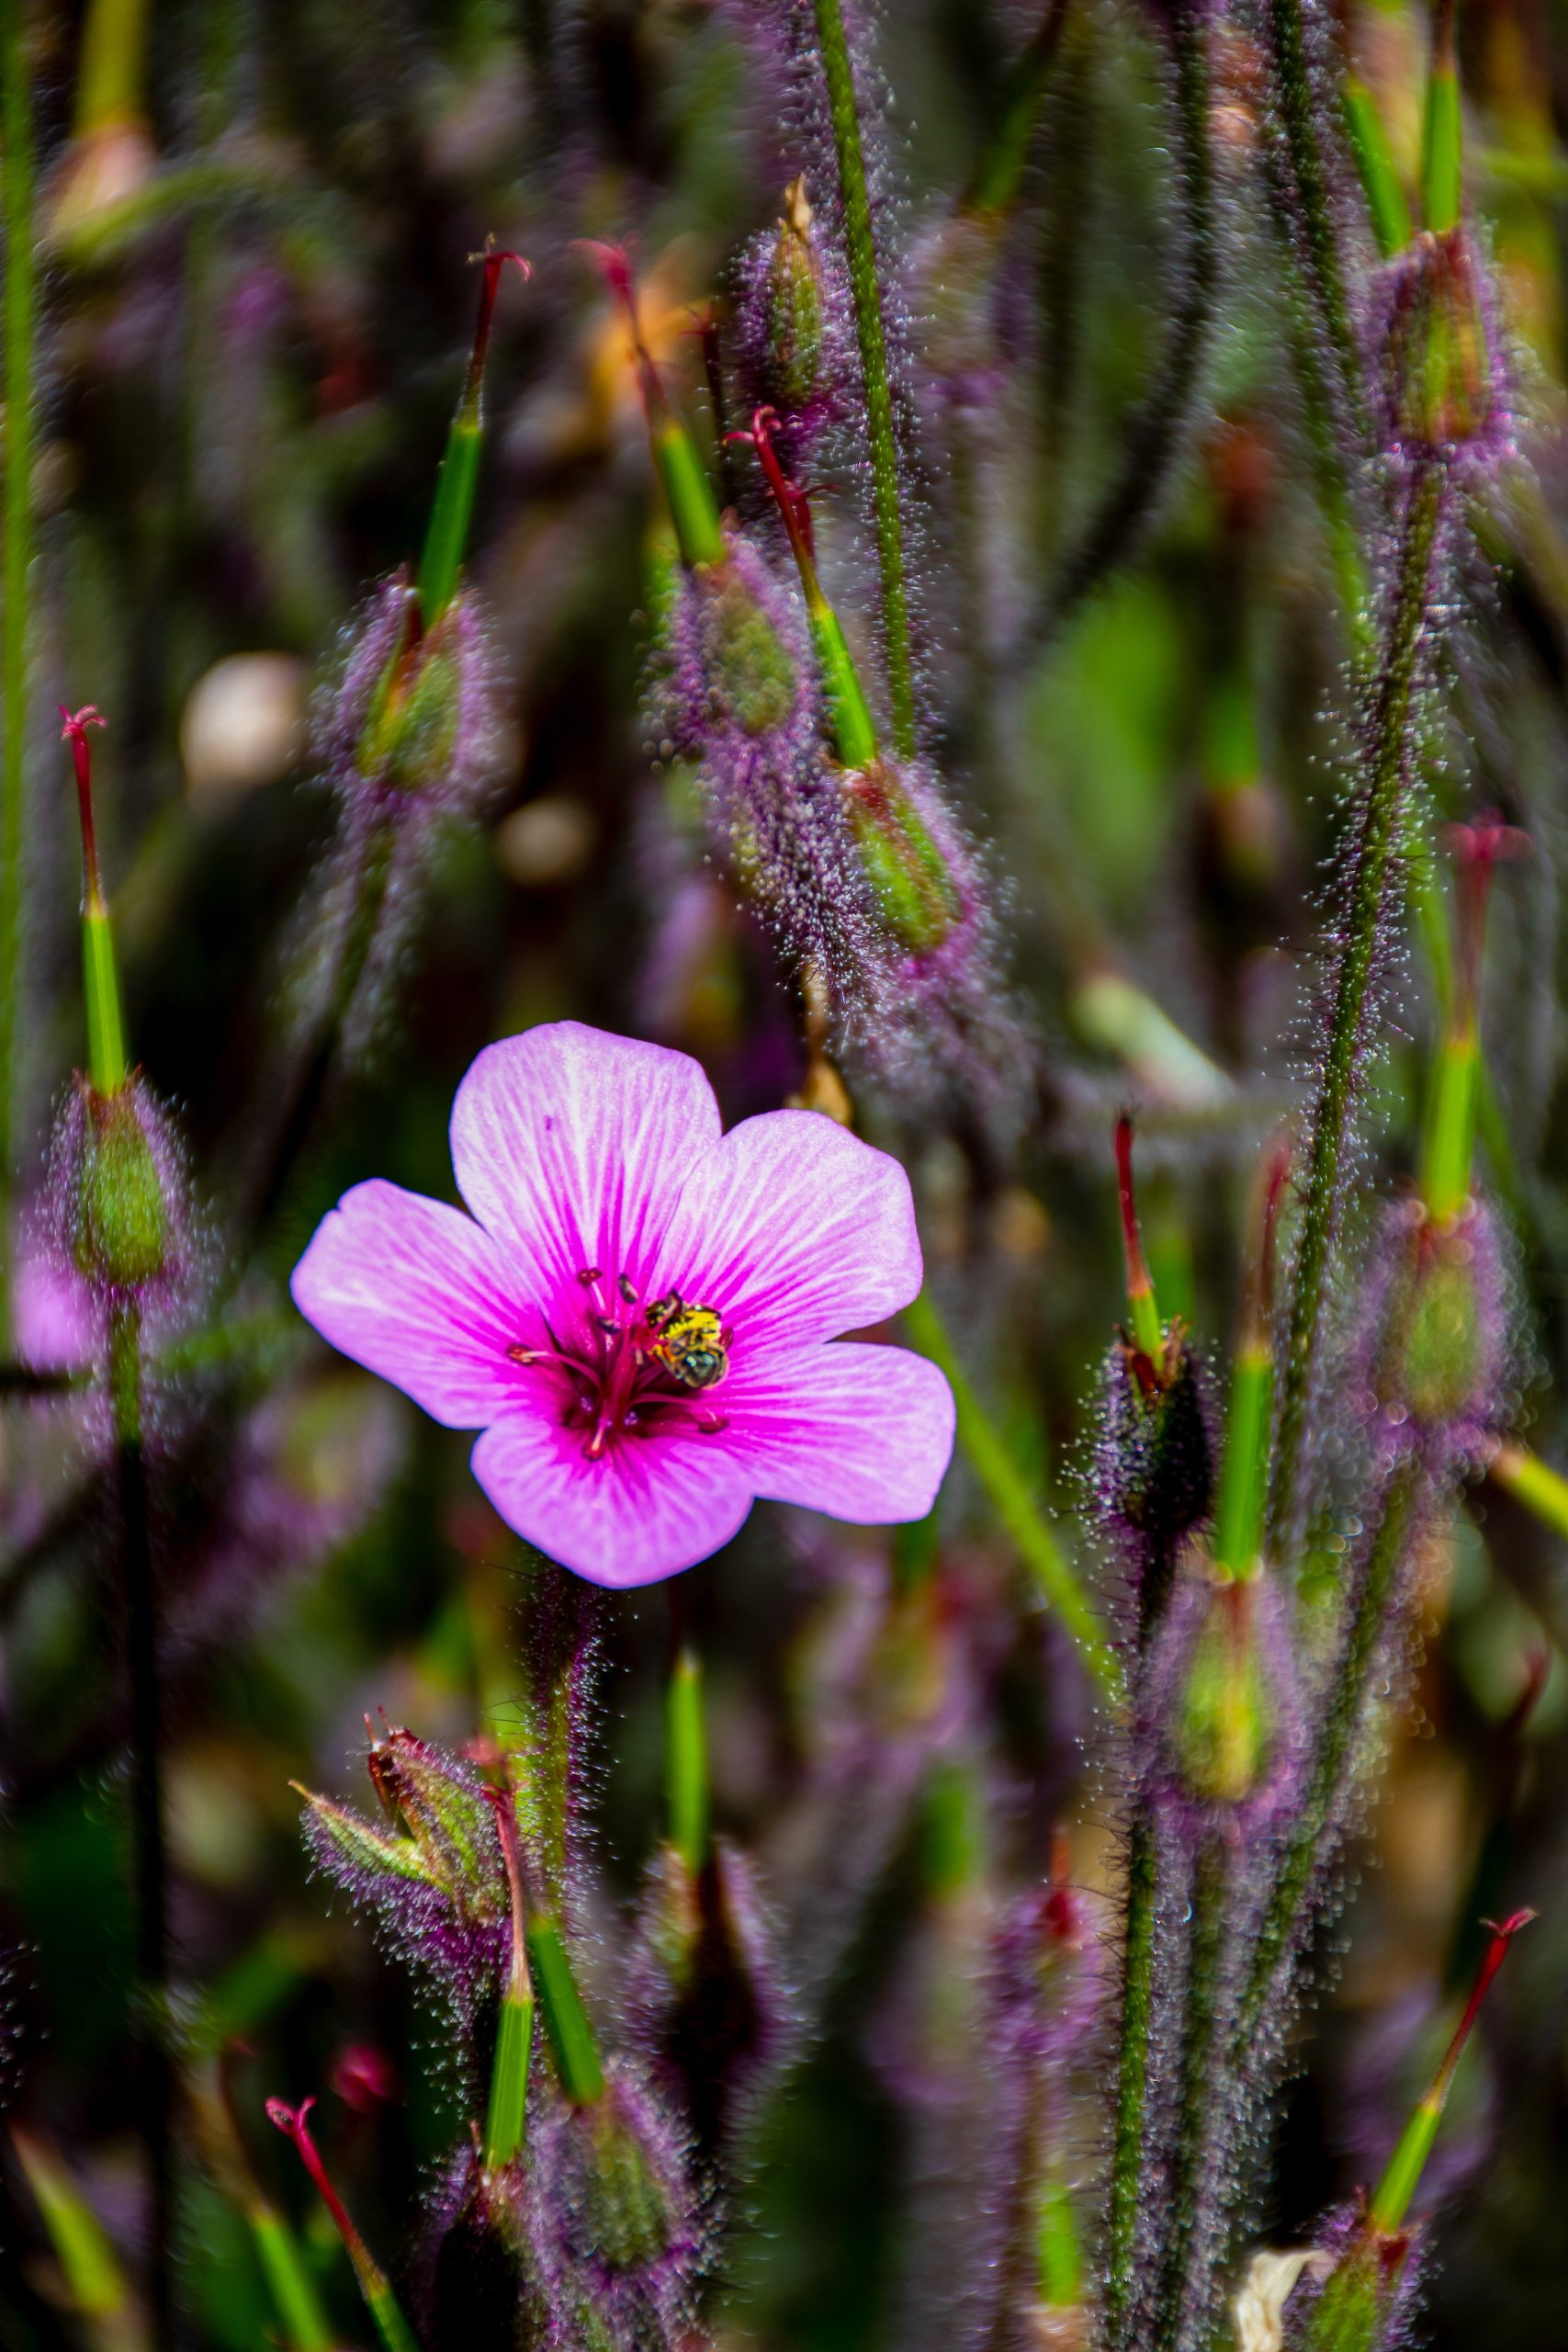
[645,1293,729,1390]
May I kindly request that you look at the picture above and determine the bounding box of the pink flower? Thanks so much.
[290,1023,954,1586]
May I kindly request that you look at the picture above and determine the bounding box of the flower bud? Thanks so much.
[733,179,845,453]
[1094,1331,1215,1635]
[624,1839,787,2159]
[1360,1195,1513,1469]
[297,1725,514,2015]
[51,1075,187,1310]
[1378,229,1506,466]
[320,575,504,819]
[529,2068,701,2351]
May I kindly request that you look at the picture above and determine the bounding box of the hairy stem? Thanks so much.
[1260,0,1371,451]
[1039,0,1216,639]
[1237,1459,1422,2064]
[1105,1805,1157,2352]
[1156,1830,1228,2352]
[0,3,35,1335]
[810,0,918,756]
[1269,463,1444,1555]
[110,1296,174,2351]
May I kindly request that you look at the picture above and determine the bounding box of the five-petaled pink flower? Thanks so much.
[290,1023,954,1586]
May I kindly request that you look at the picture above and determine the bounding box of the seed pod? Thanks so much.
[623,1840,788,2162]
[297,1726,515,2019]
[525,2066,702,2352]
[51,1074,188,1313]
[1168,1573,1276,1811]
[1376,228,1508,469]
[1358,1193,1514,1473]
[1094,1331,1216,1641]
[319,574,505,820]
[424,2145,539,2352]
[733,177,846,457]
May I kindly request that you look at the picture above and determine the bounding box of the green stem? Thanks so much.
[964,0,1070,220]
[1344,73,1415,260]
[248,2204,336,2352]
[110,1295,174,2352]
[1262,0,1371,450]
[900,1290,1123,1702]
[1104,1806,1157,2352]
[0,2,34,1340]
[1487,1440,1568,1539]
[1269,464,1445,1557]
[810,0,917,755]
[1236,1459,1422,2063]
[76,0,148,135]
[482,1785,535,2170]
[665,1642,709,1876]
[525,1917,605,2107]
[1156,1832,1229,2352]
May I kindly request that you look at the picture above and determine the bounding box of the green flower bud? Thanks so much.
[54,1078,186,1306]
[1381,229,1500,460]
[1367,1199,1506,1453]
[756,178,827,415]
[578,2099,671,2274]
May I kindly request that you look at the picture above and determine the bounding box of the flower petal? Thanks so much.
[291,1180,523,1428]
[652,1109,923,1350]
[717,1340,955,1522]
[450,1023,723,1300]
[470,1410,755,1588]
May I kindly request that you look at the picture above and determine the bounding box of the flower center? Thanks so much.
[507,1266,731,1461]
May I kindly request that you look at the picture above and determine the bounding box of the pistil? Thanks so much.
[507,1264,729,1457]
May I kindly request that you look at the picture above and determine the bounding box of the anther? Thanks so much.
[506,1344,537,1365]
[618,1274,638,1304]
[578,1266,603,1285]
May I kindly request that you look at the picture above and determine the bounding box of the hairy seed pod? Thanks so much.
[1093,1332,1216,1642]
[623,1839,789,2162]
[525,2067,703,2352]
[424,2145,540,2352]
[1356,1194,1515,1474]
[299,1726,514,2023]
[50,1076,191,1320]
[732,176,849,460]
[1375,228,1508,472]
[1283,2206,1422,2352]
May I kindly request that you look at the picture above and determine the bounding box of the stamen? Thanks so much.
[618,1273,638,1305]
